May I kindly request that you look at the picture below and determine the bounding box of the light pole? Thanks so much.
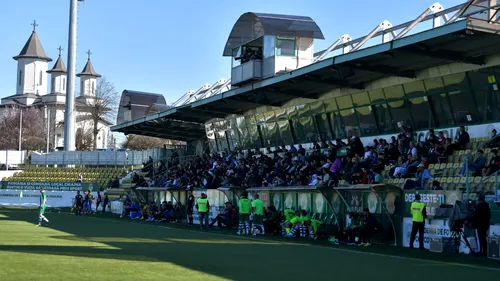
[64,0,84,151]
[18,107,23,151]
[45,105,50,153]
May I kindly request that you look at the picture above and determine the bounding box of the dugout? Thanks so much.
[334,184,404,246]
[246,185,342,233]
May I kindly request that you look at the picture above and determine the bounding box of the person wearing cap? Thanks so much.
[414,163,432,189]
[237,192,252,235]
[472,194,491,256]
[409,194,426,249]
[196,193,210,229]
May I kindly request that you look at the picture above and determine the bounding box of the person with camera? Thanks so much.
[410,194,427,250]
[472,194,491,256]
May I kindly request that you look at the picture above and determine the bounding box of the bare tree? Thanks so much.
[0,107,46,150]
[75,123,94,151]
[79,77,118,150]
[122,135,171,150]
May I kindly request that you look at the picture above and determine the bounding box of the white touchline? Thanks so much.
[83,215,500,272]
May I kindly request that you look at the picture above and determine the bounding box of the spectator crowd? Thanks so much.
[128,126,499,191]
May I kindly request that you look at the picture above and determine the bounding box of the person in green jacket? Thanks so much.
[282,209,299,236]
[238,192,252,235]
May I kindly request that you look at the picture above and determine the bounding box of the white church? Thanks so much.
[0,22,112,150]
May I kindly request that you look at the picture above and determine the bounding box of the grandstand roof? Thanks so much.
[116,90,167,125]
[223,12,325,56]
[112,1,500,141]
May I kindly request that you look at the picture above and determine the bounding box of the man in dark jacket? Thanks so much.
[473,195,491,256]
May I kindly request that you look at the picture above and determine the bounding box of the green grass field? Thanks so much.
[0,208,499,281]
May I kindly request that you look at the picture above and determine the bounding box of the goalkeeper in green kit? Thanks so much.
[37,187,50,226]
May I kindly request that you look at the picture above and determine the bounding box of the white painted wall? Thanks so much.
[16,58,48,96]
[274,37,314,74]
[80,76,96,97]
[50,73,67,94]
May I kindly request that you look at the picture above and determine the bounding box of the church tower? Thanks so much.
[13,21,52,96]
[47,46,67,94]
[76,50,101,96]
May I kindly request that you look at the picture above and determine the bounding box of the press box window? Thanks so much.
[276,37,296,56]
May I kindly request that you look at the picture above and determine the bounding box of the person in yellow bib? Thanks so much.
[238,192,252,235]
[410,194,427,249]
[251,194,265,236]
[196,193,210,229]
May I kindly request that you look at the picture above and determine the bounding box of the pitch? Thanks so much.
[0,208,498,281]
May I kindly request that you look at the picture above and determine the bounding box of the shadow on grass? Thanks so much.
[0,208,499,281]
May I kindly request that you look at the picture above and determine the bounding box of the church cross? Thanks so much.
[31,20,38,31]
[57,46,64,56]
[86,49,92,60]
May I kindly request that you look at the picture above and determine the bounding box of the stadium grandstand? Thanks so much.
[106,0,500,247]
[2,0,500,253]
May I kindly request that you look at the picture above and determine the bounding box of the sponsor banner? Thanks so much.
[402,217,473,253]
[0,190,74,208]
[1,181,99,192]
[404,191,462,218]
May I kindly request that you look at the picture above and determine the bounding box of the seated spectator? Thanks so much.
[344,212,362,245]
[76,174,84,182]
[391,156,408,178]
[483,149,500,176]
[371,169,383,184]
[458,150,486,177]
[359,208,380,246]
[404,164,432,189]
[264,206,281,235]
[431,180,442,190]
[210,201,237,228]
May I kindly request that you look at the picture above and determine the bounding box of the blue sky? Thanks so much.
[0,0,464,105]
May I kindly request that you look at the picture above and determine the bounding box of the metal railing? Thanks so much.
[314,0,500,61]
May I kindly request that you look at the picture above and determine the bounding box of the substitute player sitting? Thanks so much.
[37,187,49,226]
[284,210,301,238]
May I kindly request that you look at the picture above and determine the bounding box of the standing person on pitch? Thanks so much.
[37,187,49,226]
[102,193,109,213]
[238,192,252,235]
[74,191,84,216]
[409,194,427,249]
[187,193,195,226]
[251,194,265,236]
[96,191,102,212]
[196,193,209,229]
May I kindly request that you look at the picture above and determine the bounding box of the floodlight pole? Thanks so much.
[64,0,82,151]
[18,108,23,151]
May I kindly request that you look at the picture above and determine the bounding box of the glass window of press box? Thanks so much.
[207,66,500,151]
